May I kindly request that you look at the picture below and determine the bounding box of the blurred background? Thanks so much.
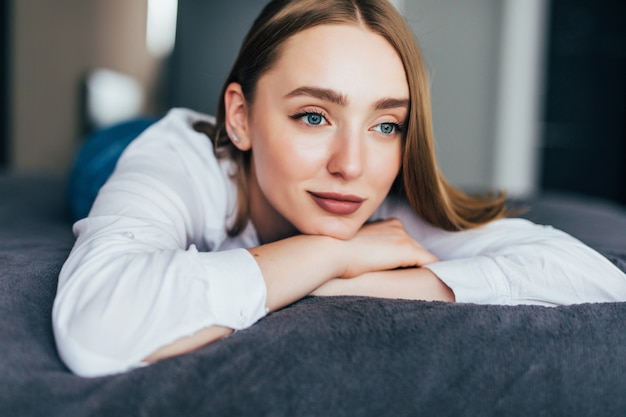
[1,0,624,204]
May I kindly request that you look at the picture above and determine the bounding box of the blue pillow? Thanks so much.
[68,118,158,221]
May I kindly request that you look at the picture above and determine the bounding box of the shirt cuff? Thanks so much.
[425,256,511,305]
[197,247,268,330]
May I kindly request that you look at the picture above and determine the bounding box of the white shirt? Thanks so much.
[53,108,626,377]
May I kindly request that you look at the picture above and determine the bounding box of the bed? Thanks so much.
[1,173,625,416]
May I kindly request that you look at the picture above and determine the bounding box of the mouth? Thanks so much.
[308,191,365,215]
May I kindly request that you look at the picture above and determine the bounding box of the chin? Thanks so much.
[301,219,361,241]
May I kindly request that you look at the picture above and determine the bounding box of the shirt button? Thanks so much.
[123,232,135,239]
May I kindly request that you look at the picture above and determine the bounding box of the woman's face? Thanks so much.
[241,24,409,241]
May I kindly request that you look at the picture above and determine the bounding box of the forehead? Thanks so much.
[259,24,409,103]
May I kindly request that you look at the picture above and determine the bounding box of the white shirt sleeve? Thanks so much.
[378,197,626,306]
[52,109,268,377]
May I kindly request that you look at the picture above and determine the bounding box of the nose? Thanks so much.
[327,128,364,180]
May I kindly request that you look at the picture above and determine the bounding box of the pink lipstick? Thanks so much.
[308,192,364,215]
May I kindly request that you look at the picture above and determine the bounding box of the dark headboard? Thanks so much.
[0,0,10,169]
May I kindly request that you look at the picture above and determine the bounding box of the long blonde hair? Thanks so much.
[197,0,508,236]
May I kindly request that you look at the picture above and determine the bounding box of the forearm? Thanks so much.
[249,234,347,312]
[312,268,455,302]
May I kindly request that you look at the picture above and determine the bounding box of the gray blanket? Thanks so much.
[1,174,626,417]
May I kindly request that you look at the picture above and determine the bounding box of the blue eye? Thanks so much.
[305,113,324,125]
[374,122,402,135]
[380,123,395,134]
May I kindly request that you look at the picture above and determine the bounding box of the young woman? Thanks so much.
[53,0,626,377]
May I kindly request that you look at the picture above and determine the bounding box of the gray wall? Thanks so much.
[403,0,547,197]
[404,0,503,192]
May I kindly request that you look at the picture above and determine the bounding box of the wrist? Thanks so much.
[337,268,455,302]
[295,234,351,279]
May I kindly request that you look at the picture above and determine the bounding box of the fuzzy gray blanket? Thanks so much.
[1,175,625,417]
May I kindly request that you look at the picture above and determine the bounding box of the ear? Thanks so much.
[224,82,252,151]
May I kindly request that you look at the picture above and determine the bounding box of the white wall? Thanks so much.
[492,0,548,197]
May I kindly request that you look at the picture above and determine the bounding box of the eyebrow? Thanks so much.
[285,86,409,111]
[374,97,410,111]
[285,86,348,106]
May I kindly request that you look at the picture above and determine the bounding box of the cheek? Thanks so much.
[252,135,326,190]
[369,145,402,189]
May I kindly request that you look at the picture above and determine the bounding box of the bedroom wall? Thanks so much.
[403,0,503,193]
[9,0,162,176]
[403,0,547,197]
[0,0,8,169]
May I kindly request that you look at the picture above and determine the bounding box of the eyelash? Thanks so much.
[289,110,405,136]
[289,110,329,126]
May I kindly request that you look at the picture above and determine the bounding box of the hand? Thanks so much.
[339,218,439,278]
[311,267,455,302]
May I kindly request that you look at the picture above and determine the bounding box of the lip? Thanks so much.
[308,191,365,215]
